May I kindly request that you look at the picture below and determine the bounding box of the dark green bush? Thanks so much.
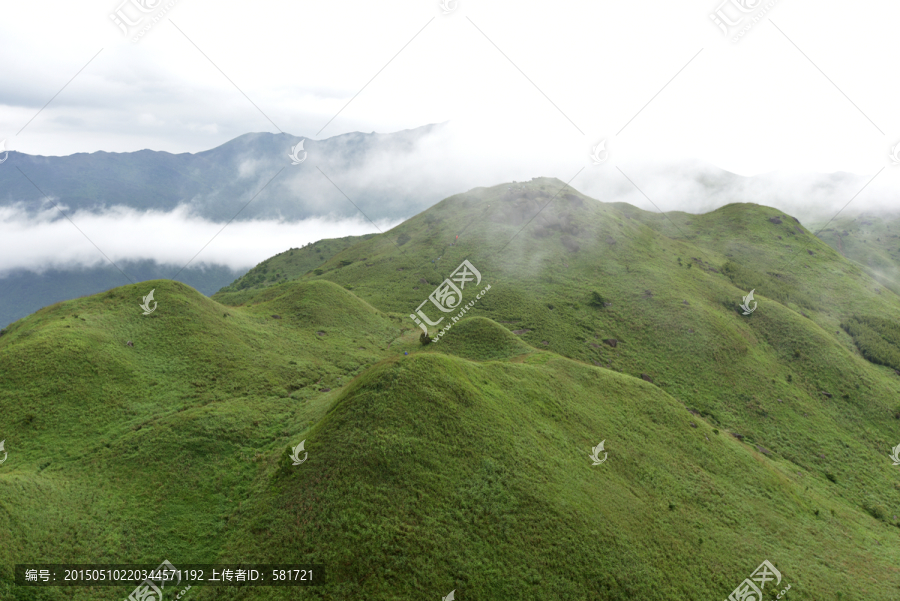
[589,291,607,307]
[863,498,887,521]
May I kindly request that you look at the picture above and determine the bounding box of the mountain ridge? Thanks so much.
[2,177,900,600]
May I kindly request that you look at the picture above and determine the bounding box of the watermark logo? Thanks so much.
[0,139,8,164]
[438,0,457,14]
[725,559,787,601]
[289,140,307,165]
[409,260,488,342]
[109,0,181,43]
[890,443,900,466]
[290,440,308,465]
[890,143,900,165]
[590,140,608,164]
[110,0,158,35]
[0,440,7,465]
[709,0,780,43]
[589,440,607,465]
[442,590,455,601]
[125,559,181,601]
[140,289,157,315]
[740,289,757,315]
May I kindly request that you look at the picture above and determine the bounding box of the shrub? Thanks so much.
[419,332,432,345]
[863,499,887,521]
[397,233,411,246]
[314,269,324,276]
[589,291,607,308]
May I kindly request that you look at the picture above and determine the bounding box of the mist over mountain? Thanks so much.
[3,121,896,229]
[3,176,900,600]
[2,122,898,329]
[6,0,900,596]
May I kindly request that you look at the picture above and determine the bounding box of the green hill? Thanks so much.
[213,234,373,305]
[809,211,900,296]
[2,177,900,600]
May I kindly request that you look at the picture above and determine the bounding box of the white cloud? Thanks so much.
[1,0,898,175]
[1,0,899,281]
[0,202,403,275]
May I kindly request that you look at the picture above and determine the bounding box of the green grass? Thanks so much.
[810,211,900,296]
[841,315,900,371]
[2,178,900,600]
[213,234,373,305]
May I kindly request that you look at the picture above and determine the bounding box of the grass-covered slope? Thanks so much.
[2,178,900,600]
[420,316,534,362]
[213,234,374,305]
[811,211,900,296]
[0,260,246,330]
[0,278,406,598]
[220,352,899,599]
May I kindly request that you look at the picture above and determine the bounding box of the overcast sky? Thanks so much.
[1,0,899,273]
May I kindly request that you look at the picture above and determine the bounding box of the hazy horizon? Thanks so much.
[3,0,900,277]
[1,122,897,276]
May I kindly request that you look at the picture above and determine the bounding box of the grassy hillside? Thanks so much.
[809,211,900,296]
[224,339,897,599]
[2,178,900,600]
[0,260,246,330]
[212,234,373,305]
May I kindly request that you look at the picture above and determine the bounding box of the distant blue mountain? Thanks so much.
[0,124,447,327]
[0,123,447,222]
